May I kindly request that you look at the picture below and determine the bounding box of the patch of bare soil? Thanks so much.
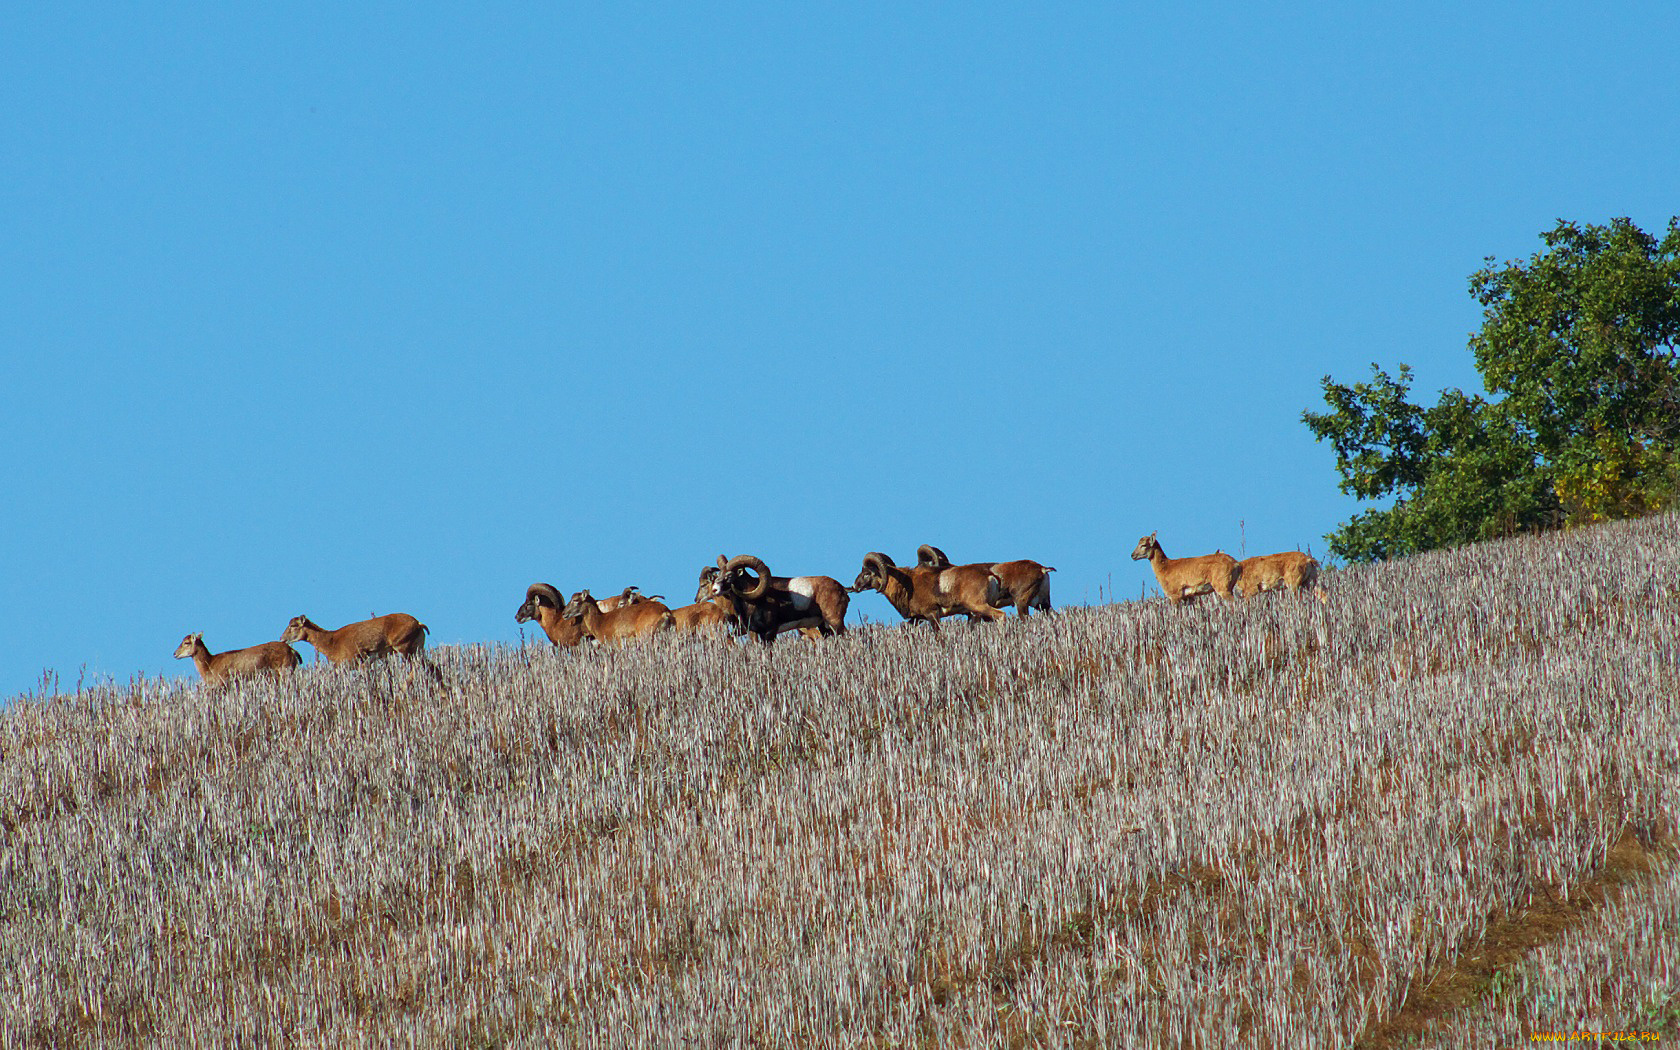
[1353,826,1677,1049]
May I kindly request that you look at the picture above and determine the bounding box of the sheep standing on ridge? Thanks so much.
[559,590,675,644]
[1238,550,1326,602]
[915,545,1055,616]
[707,555,849,643]
[1130,533,1240,603]
[850,551,1006,629]
[597,586,664,612]
[281,612,443,684]
[173,633,300,683]
[668,598,734,636]
[661,573,738,638]
[516,583,586,647]
[281,613,430,662]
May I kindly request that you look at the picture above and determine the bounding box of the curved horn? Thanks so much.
[526,583,564,607]
[863,551,894,579]
[518,582,564,623]
[696,565,719,603]
[725,554,772,599]
[916,544,949,569]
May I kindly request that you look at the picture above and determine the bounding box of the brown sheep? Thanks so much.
[515,583,586,647]
[173,633,300,683]
[597,586,663,612]
[281,612,429,661]
[915,545,1055,616]
[1129,533,1240,603]
[850,551,1006,629]
[668,597,735,636]
[1237,550,1326,602]
[560,590,674,645]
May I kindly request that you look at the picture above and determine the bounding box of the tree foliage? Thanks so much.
[1305,217,1680,562]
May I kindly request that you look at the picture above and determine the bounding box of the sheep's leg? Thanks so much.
[413,655,444,686]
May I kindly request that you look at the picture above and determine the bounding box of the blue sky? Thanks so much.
[4,3,1677,698]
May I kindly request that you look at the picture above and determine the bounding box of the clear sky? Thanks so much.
[4,3,1677,699]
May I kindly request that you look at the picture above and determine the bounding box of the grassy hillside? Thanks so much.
[3,516,1678,1048]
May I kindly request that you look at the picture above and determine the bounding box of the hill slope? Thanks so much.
[3,516,1678,1047]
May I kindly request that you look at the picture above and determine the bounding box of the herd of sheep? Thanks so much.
[173,535,1323,683]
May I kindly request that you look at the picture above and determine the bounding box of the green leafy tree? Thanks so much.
[1305,217,1680,562]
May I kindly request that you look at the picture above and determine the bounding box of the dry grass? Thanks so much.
[3,514,1678,1047]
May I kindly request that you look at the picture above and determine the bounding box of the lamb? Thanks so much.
[667,580,736,636]
[669,601,733,633]
[598,586,663,612]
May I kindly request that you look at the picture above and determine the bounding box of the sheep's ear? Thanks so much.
[717,555,728,569]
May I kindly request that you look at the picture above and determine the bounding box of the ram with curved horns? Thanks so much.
[515,583,587,647]
[851,551,1007,629]
[705,555,849,644]
[915,544,1055,616]
[692,564,820,639]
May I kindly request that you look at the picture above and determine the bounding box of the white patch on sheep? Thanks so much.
[785,577,817,610]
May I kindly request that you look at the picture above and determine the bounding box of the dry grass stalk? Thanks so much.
[2,514,1678,1047]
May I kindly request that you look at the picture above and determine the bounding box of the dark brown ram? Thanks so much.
[705,555,848,644]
